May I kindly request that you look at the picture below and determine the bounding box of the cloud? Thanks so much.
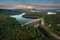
[0,5,60,9]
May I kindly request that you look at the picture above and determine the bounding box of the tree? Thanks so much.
[0,15,52,40]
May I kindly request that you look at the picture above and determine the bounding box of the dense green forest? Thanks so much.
[23,11,60,36]
[44,13,60,36]
[23,12,47,19]
[0,9,27,15]
[0,15,52,40]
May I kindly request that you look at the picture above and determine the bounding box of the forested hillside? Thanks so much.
[0,15,52,40]
[0,9,26,15]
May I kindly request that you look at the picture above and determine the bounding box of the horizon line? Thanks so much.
[0,5,60,9]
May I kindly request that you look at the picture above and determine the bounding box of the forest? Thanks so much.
[0,15,52,40]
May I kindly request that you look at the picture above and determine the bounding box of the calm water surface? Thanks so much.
[10,13,33,24]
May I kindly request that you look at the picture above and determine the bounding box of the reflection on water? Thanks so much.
[10,13,33,24]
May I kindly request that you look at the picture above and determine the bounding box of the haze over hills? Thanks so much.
[0,5,60,9]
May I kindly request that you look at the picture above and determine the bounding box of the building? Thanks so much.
[47,12,56,15]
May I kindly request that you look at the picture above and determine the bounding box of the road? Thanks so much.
[24,18,60,40]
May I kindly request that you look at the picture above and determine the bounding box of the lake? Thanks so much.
[10,13,33,24]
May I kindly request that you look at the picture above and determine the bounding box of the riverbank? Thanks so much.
[10,13,33,24]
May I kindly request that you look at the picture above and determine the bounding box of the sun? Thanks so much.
[27,6,33,9]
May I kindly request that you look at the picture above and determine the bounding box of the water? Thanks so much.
[10,13,33,24]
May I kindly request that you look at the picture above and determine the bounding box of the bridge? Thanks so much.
[24,18,60,40]
[24,18,45,26]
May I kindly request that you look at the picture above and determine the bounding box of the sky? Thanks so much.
[0,0,60,9]
[0,0,60,6]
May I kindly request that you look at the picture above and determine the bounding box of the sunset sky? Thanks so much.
[0,0,60,9]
